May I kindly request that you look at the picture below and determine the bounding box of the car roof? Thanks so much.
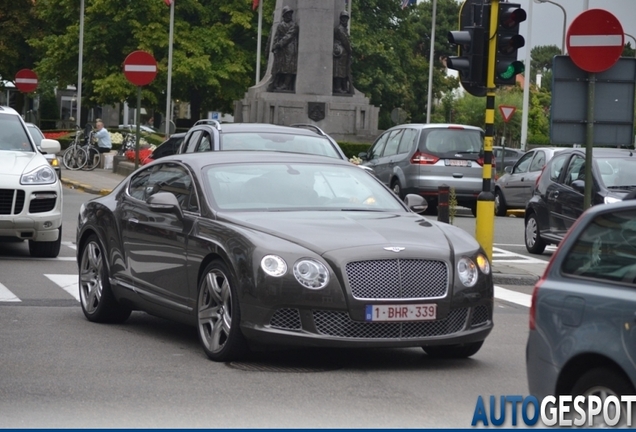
[554,147,636,157]
[387,123,484,132]
[160,150,354,170]
[0,106,21,116]
[213,122,325,138]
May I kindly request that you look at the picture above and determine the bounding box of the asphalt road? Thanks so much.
[0,187,539,428]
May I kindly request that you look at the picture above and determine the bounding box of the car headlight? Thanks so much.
[604,196,621,204]
[293,259,329,289]
[21,166,57,185]
[476,253,491,275]
[457,257,478,287]
[261,255,287,277]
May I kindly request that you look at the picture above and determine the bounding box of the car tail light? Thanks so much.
[410,151,439,165]
[447,125,465,130]
[476,157,496,168]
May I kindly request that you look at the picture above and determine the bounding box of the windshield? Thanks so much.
[0,115,34,152]
[597,157,636,189]
[220,133,341,159]
[203,162,405,212]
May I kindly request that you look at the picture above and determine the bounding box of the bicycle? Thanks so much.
[82,128,102,171]
[62,125,88,170]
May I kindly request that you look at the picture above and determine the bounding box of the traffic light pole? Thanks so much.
[475,0,499,262]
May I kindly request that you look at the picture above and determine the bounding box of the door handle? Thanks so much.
[130,218,139,224]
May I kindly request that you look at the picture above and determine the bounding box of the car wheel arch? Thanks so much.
[556,353,632,395]
[197,252,243,297]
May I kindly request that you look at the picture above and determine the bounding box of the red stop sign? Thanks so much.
[15,69,38,93]
[123,51,158,86]
[566,9,624,73]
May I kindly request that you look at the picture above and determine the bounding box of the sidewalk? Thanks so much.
[60,164,545,286]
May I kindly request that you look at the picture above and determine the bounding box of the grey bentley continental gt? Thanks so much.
[76,151,493,362]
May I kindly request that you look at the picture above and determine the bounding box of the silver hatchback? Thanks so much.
[360,124,490,216]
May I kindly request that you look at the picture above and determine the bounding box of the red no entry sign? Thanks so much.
[123,51,158,86]
[15,69,38,93]
[566,9,624,73]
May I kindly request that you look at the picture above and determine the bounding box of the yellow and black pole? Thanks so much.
[474,0,499,262]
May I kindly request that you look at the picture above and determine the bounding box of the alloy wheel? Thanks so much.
[525,217,538,248]
[80,241,104,314]
[198,269,233,354]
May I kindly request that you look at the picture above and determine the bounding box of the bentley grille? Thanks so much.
[345,259,448,299]
[270,308,302,331]
[313,308,467,339]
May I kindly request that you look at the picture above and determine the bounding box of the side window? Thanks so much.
[197,132,212,152]
[148,163,199,212]
[564,155,585,186]
[398,129,418,155]
[382,129,404,157]
[513,151,533,174]
[561,208,636,284]
[506,149,519,158]
[549,153,568,181]
[184,130,203,153]
[367,132,390,159]
[128,166,154,201]
[529,151,547,172]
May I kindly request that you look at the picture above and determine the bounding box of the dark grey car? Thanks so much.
[76,151,493,362]
[360,124,491,217]
[494,147,564,216]
[527,200,636,413]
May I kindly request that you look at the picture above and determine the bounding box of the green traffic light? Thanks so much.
[499,61,524,79]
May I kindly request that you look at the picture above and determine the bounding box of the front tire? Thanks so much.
[494,190,507,217]
[79,235,131,323]
[423,341,483,358]
[525,213,546,254]
[197,260,248,362]
[29,226,62,258]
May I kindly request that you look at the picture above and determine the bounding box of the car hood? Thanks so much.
[221,211,456,255]
[0,151,43,176]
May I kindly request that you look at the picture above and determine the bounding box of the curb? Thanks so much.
[493,273,539,286]
[61,179,112,196]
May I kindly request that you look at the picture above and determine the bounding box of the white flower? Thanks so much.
[109,132,124,144]
[349,156,363,165]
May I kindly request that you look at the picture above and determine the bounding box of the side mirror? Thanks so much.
[504,166,512,174]
[40,138,61,154]
[147,192,184,220]
[404,194,428,214]
[571,179,585,194]
[358,151,368,160]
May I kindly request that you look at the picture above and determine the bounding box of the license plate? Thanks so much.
[365,304,437,322]
[446,159,470,167]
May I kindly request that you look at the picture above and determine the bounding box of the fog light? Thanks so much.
[43,221,52,228]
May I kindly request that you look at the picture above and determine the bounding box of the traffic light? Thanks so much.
[447,25,487,96]
[494,2,526,86]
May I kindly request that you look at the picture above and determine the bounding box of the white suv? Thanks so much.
[0,106,63,257]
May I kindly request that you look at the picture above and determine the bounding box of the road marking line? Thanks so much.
[44,274,79,302]
[0,282,21,302]
[495,286,531,308]
[62,241,77,251]
[492,247,548,264]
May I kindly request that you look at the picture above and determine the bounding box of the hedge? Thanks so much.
[338,142,371,159]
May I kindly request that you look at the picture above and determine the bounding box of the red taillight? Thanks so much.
[476,157,496,168]
[529,282,540,330]
[411,151,439,165]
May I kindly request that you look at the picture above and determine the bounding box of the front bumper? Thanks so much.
[0,184,62,242]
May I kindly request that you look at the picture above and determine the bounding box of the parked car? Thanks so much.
[494,147,565,216]
[26,122,62,179]
[527,199,636,410]
[525,148,636,254]
[76,151,494,362]
[493,146,524,171]
[0,106,63,257]
[359,124,492,217]
[145,132,186,162]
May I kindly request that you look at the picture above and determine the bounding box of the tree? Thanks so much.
[529,45,560,85]
[30,0,272,123]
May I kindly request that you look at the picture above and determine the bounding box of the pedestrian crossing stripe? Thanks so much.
[62,241,77,251]
[492,247,547,264]
[44,274,79,302]
[0,282,21,302]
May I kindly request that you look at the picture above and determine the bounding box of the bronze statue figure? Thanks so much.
[333,10,353,95]
[269,6,299,92]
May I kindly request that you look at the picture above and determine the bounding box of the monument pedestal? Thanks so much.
[233,0,379,143]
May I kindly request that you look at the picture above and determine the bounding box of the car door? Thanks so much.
[559,154,588,231]
[516,150,548,206]
[501,150,534,207]
[362,131,391,184]
[375,129,404,186]
[122,162,198,312]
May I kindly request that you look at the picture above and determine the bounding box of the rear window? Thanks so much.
[418,128,483,159]
[220,132,341,159]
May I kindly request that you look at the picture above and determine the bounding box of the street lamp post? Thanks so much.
[76,0,85,128]
[426,0,437,124]
[534,0,567,54]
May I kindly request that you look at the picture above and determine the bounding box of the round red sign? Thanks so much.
[123,51,158,86]
[15,69,38,93]
[566,9,624,73]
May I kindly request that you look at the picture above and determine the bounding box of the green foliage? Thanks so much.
[338,142,372,159]
[448,187,457,225]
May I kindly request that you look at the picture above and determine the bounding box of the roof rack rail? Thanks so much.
[290,123,327,137]
[194,119,222,131]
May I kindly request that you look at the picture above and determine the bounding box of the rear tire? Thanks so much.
[525,213,546,254]
[391,179,404,199]
[572,367,635,397]
[29,226,62,258]
[423,341,483,358]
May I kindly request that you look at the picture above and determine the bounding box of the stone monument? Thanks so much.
[234,0,379,143]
